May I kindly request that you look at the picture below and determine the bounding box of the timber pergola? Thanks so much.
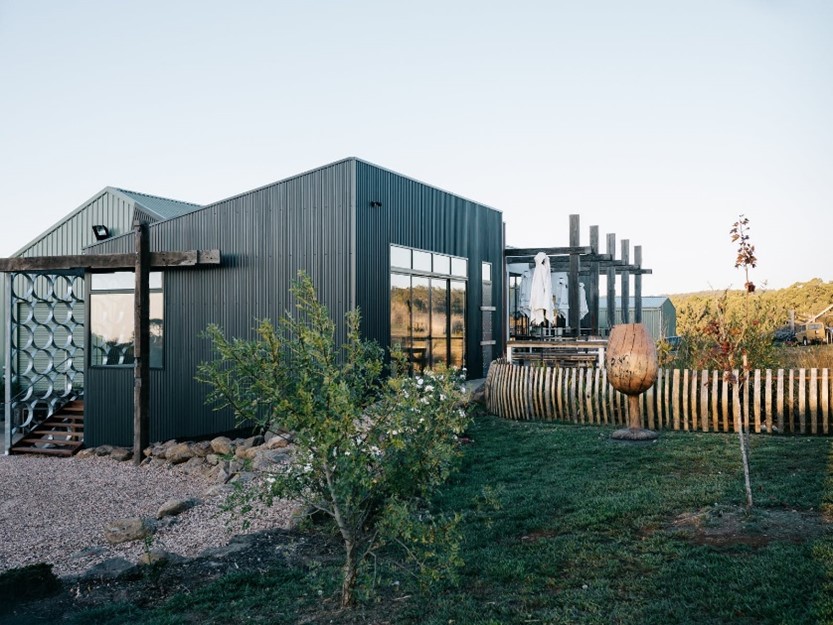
[0,221,221,464]
[505,214,653,338]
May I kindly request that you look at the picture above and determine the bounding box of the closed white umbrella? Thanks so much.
[552,273,569,319]
[579,282,589,319]
[529,252,553,326]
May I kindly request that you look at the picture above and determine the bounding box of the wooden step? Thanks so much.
[19,437,80,446]
[11,445,80,457]
[30,429,82,438]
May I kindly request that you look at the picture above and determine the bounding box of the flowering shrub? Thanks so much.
[198,272,471,607]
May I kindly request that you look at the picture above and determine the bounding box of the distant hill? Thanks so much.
[667,279,833,334]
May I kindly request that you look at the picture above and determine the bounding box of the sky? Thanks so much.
[0,0,830,296]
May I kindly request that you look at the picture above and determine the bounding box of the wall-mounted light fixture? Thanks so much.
[369,201,383,208]
[91,225,111,241]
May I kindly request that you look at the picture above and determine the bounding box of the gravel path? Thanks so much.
[0,454,295,577]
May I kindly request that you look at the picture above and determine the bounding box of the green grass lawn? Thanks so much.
[69,416,833,625]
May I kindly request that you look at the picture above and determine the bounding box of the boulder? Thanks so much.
[166,442,194,465]
[157,499,194,520]
[210,436,233,456]
[138,549,180,566]
[94,445,114,457]
[265,436,290,450]
[82,557,139,581]
[191,440,213,457]
[238,435,264,450]
[75,448,96,459]
[205,453,220,466]
[103,518,155,545]
[110,447,133,462]
[252,450,290,471]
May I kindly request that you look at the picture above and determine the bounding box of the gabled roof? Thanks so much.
[113,188,202,220]
[13,187,201,257]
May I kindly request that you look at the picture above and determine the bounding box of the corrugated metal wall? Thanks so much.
[354,161,505,379]
[84,160,356,446]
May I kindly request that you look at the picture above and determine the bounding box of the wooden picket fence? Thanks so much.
[485,359,833,435]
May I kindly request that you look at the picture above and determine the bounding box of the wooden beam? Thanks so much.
[634,245,643,323]
[568,215,580,337]
[606,233,616,334]
[504,246,592,258]
[589,226,600,336]
[0,250,221,273]
[621,239,630,323]
[133,222,150,466]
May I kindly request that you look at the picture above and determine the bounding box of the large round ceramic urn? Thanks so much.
[605,323,659,437]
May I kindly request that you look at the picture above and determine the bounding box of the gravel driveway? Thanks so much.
[0,453,294,577]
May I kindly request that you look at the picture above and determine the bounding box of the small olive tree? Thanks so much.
[197,272,470,607]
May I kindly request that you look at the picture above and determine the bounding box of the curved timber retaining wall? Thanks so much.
[485,359,833,435]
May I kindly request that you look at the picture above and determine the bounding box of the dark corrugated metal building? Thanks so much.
[84,158,504,446]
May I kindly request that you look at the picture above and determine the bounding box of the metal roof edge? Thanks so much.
[351,157,504,215]
[114,187,202,220]
[12,187,129,257]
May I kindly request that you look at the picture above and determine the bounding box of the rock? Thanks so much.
[143,446,154,458]
[157,498,194,520]
[75,448,96,459]
[265,436,290,450]
[205,483,235,497]
[238,435,264,450]
[228,459,245,474]
[110,447,133,462]
[82,557,140,581]
[180,456,205,474]
[470,381,487,405]
[94,445,114,457]
[210,436,233,456]
[69,545,108,562]
[137,549,179,566]
[230,471,256,484]
[236,444,263,460]
[205,453,220,466]
[252,450,290,471]
[199,542,248,560]
[103,518,155,544]
[166,442,194,465]
[287,504,311,530]
[191,440,213,457]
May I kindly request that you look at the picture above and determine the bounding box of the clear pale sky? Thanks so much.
[1,1,830,295]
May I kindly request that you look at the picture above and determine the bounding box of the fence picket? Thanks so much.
[732,369,741,433]
[721,371,729,432]
[799,369,807,434]
[777,369,785,433]
[673,369,681,431]
[810,369,818,435]
[682,370,690,431]
[823,369,829,435]
[711,371,719,432]
[700,370,709,431]
[754,370,761,434]
[765,370,773,434]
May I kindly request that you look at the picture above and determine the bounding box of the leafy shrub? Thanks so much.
[198,272,470,607]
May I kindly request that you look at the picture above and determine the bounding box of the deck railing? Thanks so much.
[485,359,833,435]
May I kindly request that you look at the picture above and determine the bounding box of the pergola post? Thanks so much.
[634,245,643,323]
[606,233,616,334]
[133,221,150,466]
[620,239,630,324]
[568,215,580,337]
[589,225,600,336]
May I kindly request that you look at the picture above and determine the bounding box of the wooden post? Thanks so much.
[620,240,630,323]
[634,245,643,323]
[589,226,600,336]
[606,233,616,335]
[133,221,150,466]
[568,215,581,337]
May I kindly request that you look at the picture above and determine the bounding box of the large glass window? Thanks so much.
[390,245,466,372]
[90,271,164,368]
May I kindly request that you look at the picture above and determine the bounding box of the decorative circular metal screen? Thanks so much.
[8,271,85,433]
